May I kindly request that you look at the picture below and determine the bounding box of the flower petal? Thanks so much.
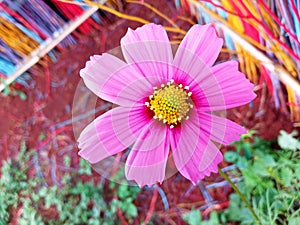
[125,121,169,187]
[173,57,256,111]
[172,44,210,85]
[197,61,256,111]
[174,24,223,67]
[78,106,149,164]
[171,45,223,112]
[170,111,222,184]
[121,23,173,63]
[199,112,247,145]
[80,53,153,106]
[121,24,173,83]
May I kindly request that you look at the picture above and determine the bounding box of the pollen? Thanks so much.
[145,80,193,127]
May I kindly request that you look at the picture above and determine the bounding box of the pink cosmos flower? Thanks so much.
[78,23,256,187]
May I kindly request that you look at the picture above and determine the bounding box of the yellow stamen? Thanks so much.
[146,80,193,127]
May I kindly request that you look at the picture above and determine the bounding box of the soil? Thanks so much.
[0,0,299,224]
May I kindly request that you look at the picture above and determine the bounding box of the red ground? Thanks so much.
[0,1,298,224]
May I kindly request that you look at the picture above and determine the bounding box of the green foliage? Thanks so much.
[278,130,300,151]
[223,132,300,224]
[183,208,202,225]
[104,166,140,221]
[183,209,220,225]
[0,141,30,223]
[183,130,300,225]
[0,144,141,224]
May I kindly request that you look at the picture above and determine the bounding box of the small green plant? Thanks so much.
[277,130,300,151]
[182,130,300,225]
[223,131,300,225]
[115,183,139,221]
[183,209,220,225]
[0,143,141,224]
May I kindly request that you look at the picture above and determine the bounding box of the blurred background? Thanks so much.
[0,0,300,224]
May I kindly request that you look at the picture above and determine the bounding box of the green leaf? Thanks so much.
[236,156,248,169]
[224,151,239,163]
[18,91,27,100]
[243,169,259,192]
[288,217,300,225]
[117,185,130,199]
[63,155,71,167]
[78,158,92,175]
[125,203,138,218]
[251,162,268,177]
[182,209,201,225]
[261,155,276,167]
[202,211,220,225]
[38,186,47,197]
[278,130,300,151]
[242,142,253,159]
[279,167,293,187]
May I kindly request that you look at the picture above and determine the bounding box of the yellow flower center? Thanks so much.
[145,79,193,128]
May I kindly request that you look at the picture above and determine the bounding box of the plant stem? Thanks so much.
[218,167,262,225]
